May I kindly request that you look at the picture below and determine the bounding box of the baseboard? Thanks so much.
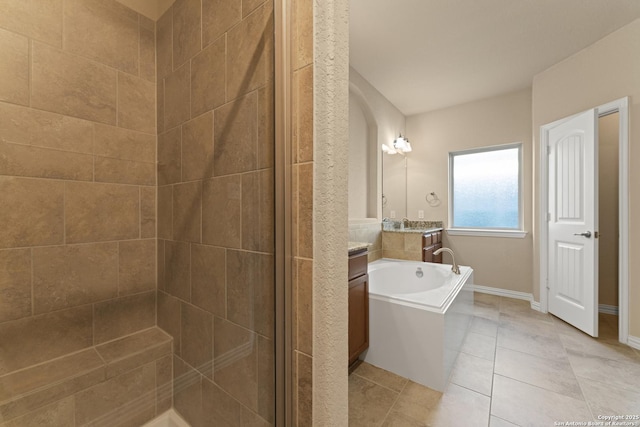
[627,335,640,351]
[471,285,540,311]
[471,285,533,301]
[470,285,545,312]
[599,304,619,315]
[530,300,541,312]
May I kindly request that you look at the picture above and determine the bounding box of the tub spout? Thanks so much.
[433,247,460,274]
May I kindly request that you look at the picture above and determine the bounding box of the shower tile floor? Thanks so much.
[349,293,640,426]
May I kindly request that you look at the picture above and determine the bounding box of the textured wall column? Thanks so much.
[312,0,349,424]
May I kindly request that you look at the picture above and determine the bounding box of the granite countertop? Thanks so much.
[382,227,443,234]
[382,220,444,234]
[348,242,370,253]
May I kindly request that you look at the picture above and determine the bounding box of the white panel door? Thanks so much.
[547,109,598,337]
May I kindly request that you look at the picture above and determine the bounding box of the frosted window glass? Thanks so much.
[452,146,520,229]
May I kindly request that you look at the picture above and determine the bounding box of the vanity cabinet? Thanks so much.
[422,231,443,263]
[348,249,369,370]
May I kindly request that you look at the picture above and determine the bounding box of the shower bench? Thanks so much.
[0,327,173,426]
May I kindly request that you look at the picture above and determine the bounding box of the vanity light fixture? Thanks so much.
[382,134,412,155]
[394,134,412,153]
[381,143,397,154]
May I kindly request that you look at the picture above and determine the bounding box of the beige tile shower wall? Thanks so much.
[291,0,314,424]
[0,0,158,424]
[348,221,382,262]
[0,0,157,361]
[154,0,276,425]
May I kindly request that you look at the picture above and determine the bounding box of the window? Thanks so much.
[448,143,525,237]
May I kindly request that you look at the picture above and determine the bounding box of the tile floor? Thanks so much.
[349,293,640,426]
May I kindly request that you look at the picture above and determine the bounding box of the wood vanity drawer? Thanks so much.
[348,250,368,280]
[423,231,442,246]
[423,242,443,263]
[423,233,433,246]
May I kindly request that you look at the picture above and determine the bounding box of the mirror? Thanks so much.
[381,153,407,219]
[348,87,378,219]
[349,67,406,222]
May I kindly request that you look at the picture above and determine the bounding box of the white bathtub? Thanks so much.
[363,259,474,391]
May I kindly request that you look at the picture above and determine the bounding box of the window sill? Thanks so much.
[446,228,528,238]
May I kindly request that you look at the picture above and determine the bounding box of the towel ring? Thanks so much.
[426,192,440,206]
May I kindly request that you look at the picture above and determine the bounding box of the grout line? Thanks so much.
[210,315,219,382]
[0,345,102,379]
[30,248,34,316]
[92,302,96,346]
[160,78,165,132]
[177,299,182,357]
[188,242,192,302]
[492,371,588,403]
[137,14,141,79]
[567,353,598,422]
[62,182,67,244]
[61,0,65,50]
[492,415,521,426]
[200,163,204,243]
[170,183,174,239]
[351,369,408,396]
[2,289,156,325]
[116,71,119,127]
[28,40,32,108]
[223,248,228,319]
[170,6,174,73]
[380,375,409,424]
[178,126,183,184]
[139,187,142,239]
[487,318,499,422]
[0,100,152,139]
[153,358,158,417]
[224,33,227,103]
[117,241,121,296]
[23,32,152,82]
[4,237,156,252]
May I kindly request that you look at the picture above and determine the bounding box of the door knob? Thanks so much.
[573,231,592,238]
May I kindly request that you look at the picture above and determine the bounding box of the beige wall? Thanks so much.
[532,18,640,337]
[349,91,371,218]
[405,88,533,292]
[350,67,406,220]
[154,0,276,425]
[599,113,619,307]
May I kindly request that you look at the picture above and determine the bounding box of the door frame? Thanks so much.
[539,97,629,344]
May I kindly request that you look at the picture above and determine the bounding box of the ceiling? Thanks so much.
[350,0,640,116]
